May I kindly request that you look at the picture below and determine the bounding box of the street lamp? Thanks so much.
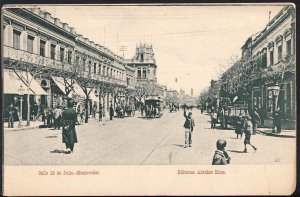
[270,83,280,112]
[18,83,25,128]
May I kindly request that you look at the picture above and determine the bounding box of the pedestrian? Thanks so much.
[259,107,267,126]
[99,104,103,121]
[53,105,62,130]
[235,114,244,139]
[46,107,53,127]
[80,107,85,123]
[62,99,78,154]
[92,104,97,119]
[183,109,195,148]
[212,139,231,165]
[243,116,257,153]
[220,107,225,129]
[224,107,229,129]
[41,105,47,126]
[272,107,282,133]
[210,110,217,129]
[140,104,144,116]
[7,103,15,128]
[251,107,261,135]
[109,104,114,120]
[31,102,38,121]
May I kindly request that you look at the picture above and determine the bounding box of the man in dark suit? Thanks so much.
[7,103,15,128]
[62,99,78,154]
[109,104,114,120]
[183,108,195,148]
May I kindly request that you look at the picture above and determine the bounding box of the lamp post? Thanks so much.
[18,84,25,128]
[270,83,280,113]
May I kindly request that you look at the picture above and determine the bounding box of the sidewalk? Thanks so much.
[257,118,296,138]
[3,115,114,132]
[4,120,43,132]
[257,128,296,138]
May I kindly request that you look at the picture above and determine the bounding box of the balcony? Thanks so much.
[3,45,71,71]
[3,45,129,87]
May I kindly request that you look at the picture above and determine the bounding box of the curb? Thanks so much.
[5,125,41,132]
[258,130,296,138]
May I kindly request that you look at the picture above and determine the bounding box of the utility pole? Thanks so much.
[117,33,119,55]
[104,25,106,47]
[119,45,127,58]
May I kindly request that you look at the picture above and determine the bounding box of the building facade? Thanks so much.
[220,5,296,120]
[3,7,137,120]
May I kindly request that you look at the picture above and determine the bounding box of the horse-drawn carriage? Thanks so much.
[144,96,163,118]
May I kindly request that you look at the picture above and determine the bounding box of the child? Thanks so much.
[212,139,231,165]
[243,116,257,153]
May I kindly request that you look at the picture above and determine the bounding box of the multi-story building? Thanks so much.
[3,7,136,119]
[220,5,295,120]
[127,43,157,84]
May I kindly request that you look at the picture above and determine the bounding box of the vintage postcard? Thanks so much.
[2,3,296,196]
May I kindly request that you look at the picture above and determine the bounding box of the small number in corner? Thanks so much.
[274,158,281,162]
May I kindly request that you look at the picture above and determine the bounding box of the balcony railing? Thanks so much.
[3,45,70,71]
[3,46,128,86]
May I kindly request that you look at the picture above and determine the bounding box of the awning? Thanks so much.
[52,76,86,98]
[71,80,85,98]
[15,70,48,95]
[51,76,69,95]
[4,69,34,95]
[87,88,98,101]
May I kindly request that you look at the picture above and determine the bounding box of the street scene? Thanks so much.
[5,109,296,165]
[3,5,296,166]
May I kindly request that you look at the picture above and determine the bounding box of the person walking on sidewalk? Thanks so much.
[53,105,62,130]
[183,108,195,148]
[243,116,257,153]
[212,139,231,165]
[98,104,103,122]
[7,103,16,128]
[251,107,261,135]
[272,107,282,134]
[235,114,244,139]
[210,110,217,129]
[92,104,97,119]
[62,99,78,154]
[109,104,114,120]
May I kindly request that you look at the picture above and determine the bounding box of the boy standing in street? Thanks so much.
[183,108,195,148]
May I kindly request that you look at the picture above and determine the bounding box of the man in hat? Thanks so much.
[62,99,78,154]
[109,104,114,120]
[212,139,231,165]
[7,103,15,128]
[53,104,62,130]
[243,115,257,153]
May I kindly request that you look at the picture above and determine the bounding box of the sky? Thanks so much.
[36,4,284,96]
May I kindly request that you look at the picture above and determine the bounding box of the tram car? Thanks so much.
[144,95,163,118]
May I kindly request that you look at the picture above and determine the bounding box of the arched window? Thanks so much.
[137,69,141,78]
[275,35,283,46]
[142,68,147,78]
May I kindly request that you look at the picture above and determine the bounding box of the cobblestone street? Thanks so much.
[4,110,296,165]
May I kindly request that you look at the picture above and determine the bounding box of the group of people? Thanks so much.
[182,108,231,164]
[6,101,58,128]
[183,105,285,165]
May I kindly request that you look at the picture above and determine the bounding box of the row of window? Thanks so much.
[13,29,72,64]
